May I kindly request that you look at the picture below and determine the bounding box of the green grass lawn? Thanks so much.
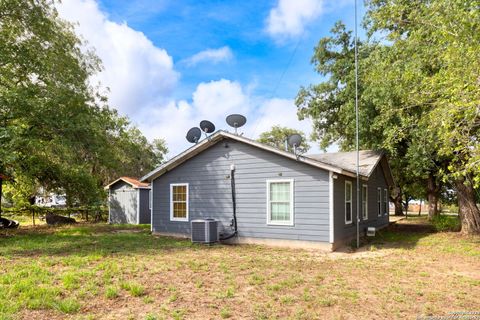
[0,219,479,320]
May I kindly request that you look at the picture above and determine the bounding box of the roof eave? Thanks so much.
[141,131,370,182]
[104,177,150,190]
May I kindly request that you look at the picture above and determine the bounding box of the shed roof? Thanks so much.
[141,130,395,187]
[104,176,150,190]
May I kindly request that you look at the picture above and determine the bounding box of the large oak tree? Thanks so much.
[0,0,167,206]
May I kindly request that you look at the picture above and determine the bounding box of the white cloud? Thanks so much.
[266,0,323,39]
[139,79,320,157]
[139,79,251,156]
[56,0,179,115]
[56,0,323,159]
[183,46,233,67]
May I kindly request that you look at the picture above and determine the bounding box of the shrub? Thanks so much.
[431,215,461,232]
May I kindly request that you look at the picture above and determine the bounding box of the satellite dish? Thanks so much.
[186,127,201,143]
[287,134,303,148]
[199,120,215,134]
[226,114,247,134]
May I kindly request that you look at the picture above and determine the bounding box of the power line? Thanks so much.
[249,37,303,139]
[249,0,322,139]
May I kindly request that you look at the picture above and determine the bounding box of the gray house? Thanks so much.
[106,177,151,224]
[141,131,394,250]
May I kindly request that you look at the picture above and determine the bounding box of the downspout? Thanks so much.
[108,188,111,224]
[220,164,238,240]
[150,181,154,232]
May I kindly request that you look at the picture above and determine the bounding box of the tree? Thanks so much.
[297,1,480,232]
[295,22,415,216]
[365,0,480,233]
[258,126,310,153]
[152,138,169,167]
[0,0,168,207]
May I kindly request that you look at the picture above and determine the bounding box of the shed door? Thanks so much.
[110,188,138,224]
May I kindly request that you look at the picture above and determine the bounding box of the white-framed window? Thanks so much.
[149,189,152,210]
[345,181,353,224]
[170,183,189,221]
[383,188,388,215]
[362,184,368,220]
[377,187,382,216]
[266,179,294,226]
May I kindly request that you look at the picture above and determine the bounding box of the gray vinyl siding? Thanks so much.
[333,164,389,243]
[109,181,137,224]
[152,138,330,242]
[138,189,151,224]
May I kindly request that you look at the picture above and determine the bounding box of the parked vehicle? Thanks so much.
[35,194,67,208]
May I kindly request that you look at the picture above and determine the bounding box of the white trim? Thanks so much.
[345,180,353,224]
[362,184,368,220]
[170,183,189,222]
[329,172,334,243]
[140,131,359,183]
[266,179,294,226]
[136,189,140,224]
[108,189,111,224]
[383,188,388,216]
[377,187,382,216]
[150,181,154,231]
[148,189,152,210]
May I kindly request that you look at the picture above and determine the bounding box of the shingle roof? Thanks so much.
[141,131,395,187]
[306,150,383,177]
[105,176,150,189]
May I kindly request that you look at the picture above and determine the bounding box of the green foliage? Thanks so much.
[296,0,480,229]
[0,1,168,206]
[431,215,461,232]
[121,281,145,297]
[296,22,379,151]
[257,125,310,152]
[365,0,480,186]
[53,298,81,314]
[105,286,119,299]
[220,308,232,319]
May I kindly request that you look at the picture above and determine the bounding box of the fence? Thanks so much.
[1,205,108,225]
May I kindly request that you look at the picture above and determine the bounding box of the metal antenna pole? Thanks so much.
[354,0,360,249]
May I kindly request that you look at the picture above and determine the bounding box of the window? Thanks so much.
[383,188,388,215]
[345,181,353,224]
[267,179,294,225]
[377,188,382,216]
[362,184,368,220]
[170,183,188,221]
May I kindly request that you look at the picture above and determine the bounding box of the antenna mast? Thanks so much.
[354,0,360,249]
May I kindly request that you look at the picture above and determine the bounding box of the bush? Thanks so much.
[431,215,461,232]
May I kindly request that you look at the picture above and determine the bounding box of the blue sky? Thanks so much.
[57,0,364,156]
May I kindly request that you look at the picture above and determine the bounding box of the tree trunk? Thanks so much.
[427,173,440,219]
[404,196,410,217]
[418,200,422,216]
[455,177,480,234]
[393,194,404,216]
